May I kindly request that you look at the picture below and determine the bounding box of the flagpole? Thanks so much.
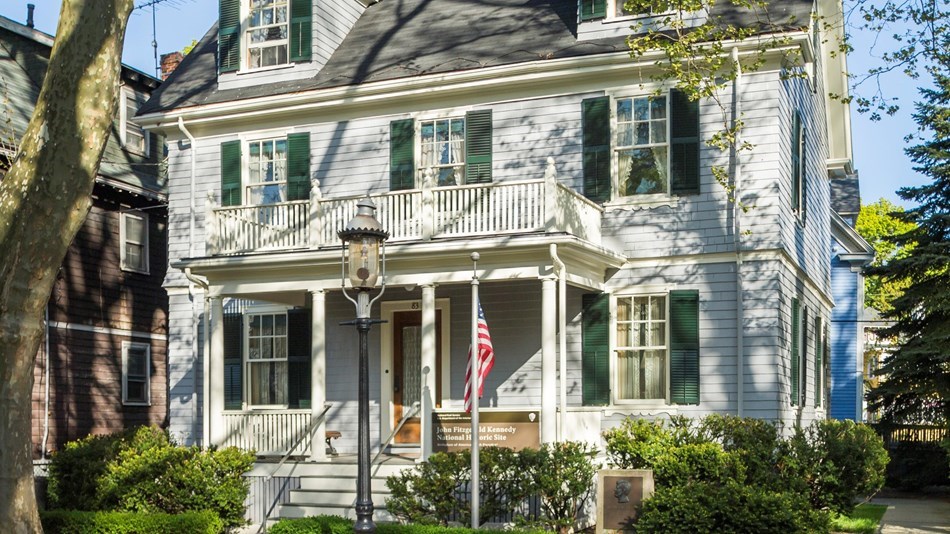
[470,251,480,530]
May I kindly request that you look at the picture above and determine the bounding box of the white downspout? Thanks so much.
[732,46,746,417]
[41,304,51,459]
[550,244,567,441]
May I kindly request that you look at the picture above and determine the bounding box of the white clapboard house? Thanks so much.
[137,0,852,521]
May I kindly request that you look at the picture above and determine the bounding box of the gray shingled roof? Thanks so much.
[140,0,812,115]
[830,176,861,217]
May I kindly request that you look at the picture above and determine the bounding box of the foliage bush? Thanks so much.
[602,415,888,528]
[46,425,255,530]
[386,442,596,530]
[784,419,889,514]
[884,441,949,489]
[39,510,223,534]
[636,482,830,534]
[270,515,543,534]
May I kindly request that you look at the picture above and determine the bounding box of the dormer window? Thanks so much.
[247,0,289,68]
[581,0,655,21]
[218,0,312,74]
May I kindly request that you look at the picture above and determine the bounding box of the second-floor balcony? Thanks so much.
[205,159,603,256]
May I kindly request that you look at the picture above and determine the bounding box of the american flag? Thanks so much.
[464,302,494,412]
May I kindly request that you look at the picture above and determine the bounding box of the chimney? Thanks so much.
[26,4,35,28]
[160,51,184,81]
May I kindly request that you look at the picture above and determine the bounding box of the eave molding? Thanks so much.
[138,32,809,129]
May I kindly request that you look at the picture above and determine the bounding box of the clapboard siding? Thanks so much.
[167,292,203,445]
[829,254,860,420]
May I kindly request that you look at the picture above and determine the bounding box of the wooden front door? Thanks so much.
[393,310,441,444]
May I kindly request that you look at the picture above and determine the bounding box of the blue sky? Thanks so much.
[0,1,930,208]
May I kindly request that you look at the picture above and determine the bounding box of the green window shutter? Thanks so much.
[790,298,800,406]
[582,293,610,406]
[801,126,808,224]
[465,109,493,184]
[669,290,700,405]
[220,140,242,206]
[580,0,607,20]
[289,0,312,62]
[390,119,415,191]
[814,317,822,407]
[287,309,312,409]
[286,132,311,201]
[801,306,808,406]
[791,111,802,212]
[670,89,700,195]
[223,313,243,410]
[582,97,610,202]
[218,0,241,73]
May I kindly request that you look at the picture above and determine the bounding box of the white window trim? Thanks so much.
[244,136,290,206]
[244,307,290,410]
[122,341,151,406]
[607,89,675,204]
[610,291,672,407]
[119,86,150,157]
[241,0,293,73]
[416,115,467,188]
[119,210,149,275]
[606,0,674,20]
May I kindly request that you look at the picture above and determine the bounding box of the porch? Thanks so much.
[205,159,603,256]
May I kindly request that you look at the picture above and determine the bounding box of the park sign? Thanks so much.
[433,410,540,452]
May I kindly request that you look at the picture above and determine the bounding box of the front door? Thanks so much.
[392,310,442,444]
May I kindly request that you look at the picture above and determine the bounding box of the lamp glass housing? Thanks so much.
[347,235,381,289]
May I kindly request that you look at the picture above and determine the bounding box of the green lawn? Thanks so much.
[830,503,889,534]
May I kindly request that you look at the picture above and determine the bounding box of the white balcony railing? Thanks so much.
[206,158,603,255]
[221,410,312,456]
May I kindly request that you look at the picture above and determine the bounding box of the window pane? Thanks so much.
[451,119,465,141]
[421,122,434,143]
[652,296,666,320]
[619,147,667,195]
[634,98,649,121]
[616,349,666,400]
[274,337,287,359]
[249,338,261,360]
[275,314,287,335]
[125,216,144,242]
[250,361,288,405]
[126,380,147,402]
[250,315,261,337]
[651,121,667,143]
[127,347,148,376]
[651,323,666,346]
[635,122,650,145]
[262,337,273,359]
[436,120,448,142]
[262,314,273,336]
[125,244,144,271]
[651,97,667,119]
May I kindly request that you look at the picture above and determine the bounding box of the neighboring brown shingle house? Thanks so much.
[0,12,168,459]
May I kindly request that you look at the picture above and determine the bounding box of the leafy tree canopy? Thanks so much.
[856,198,916,313]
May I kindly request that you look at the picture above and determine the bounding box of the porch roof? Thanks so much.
[174,233,624,300]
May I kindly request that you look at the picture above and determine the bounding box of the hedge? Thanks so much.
[40,510,223,534]
[270,516,543,534]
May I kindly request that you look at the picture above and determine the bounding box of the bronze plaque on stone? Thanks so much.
[596,469,655,534]
[432,411,540,452]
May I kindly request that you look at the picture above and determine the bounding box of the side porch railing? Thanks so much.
[221,409,312,457]
[205,158,603,255]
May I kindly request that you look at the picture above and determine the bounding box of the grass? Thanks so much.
[830,503,888,534]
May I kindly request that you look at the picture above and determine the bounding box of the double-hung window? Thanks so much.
[246,312,288,407]
[389,109,492,191]
[420,118,466,186]
[616,95,668,196]
[122,342,150,405]
[120,211,149,274]
[218,0,310,73]
[582,89,699,202]
[580,0,666,21]
[616,295,668,400]
[581,290,699,406]
[247,138,288,205]
[219,132,310,207]
[120,87,149,156]
[247,0,289,69]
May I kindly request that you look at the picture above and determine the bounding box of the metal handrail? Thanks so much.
[373,401,421,465]
[258,402,332,534]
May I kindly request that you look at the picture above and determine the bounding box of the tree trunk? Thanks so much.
[0,1,132,532]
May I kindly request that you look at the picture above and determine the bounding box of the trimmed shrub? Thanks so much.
[527,441,598,533]
[695,414,785,488]
[386,450,470,525]
[636,482,830,534]
[783,419,889,514]
[603,418,676,470]
[39,510,223,534]
[650,442,745,487]
[46,426,255,530]
[270,515,543,534]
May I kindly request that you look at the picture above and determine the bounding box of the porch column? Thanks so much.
[310,289,327,461]
[420,284,437,460]
[209,296,225,447]
[541,276,557,443]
